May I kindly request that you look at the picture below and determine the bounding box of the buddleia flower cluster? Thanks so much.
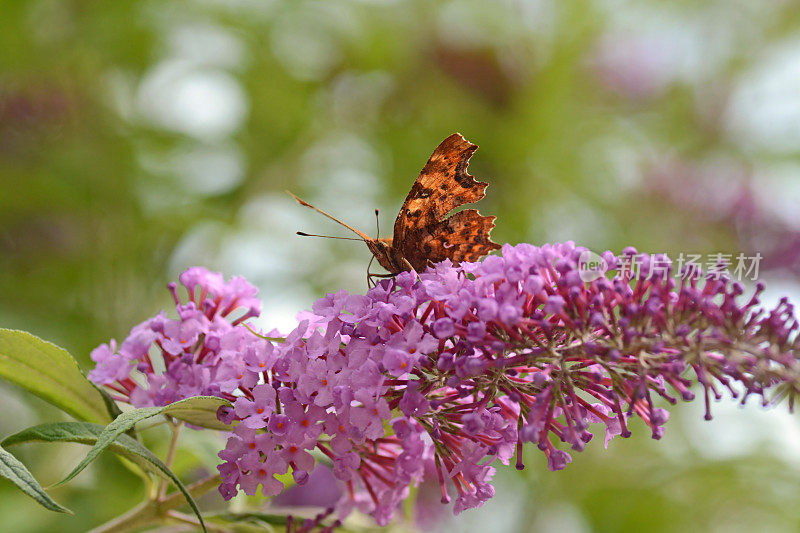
[88,267,264,407]
[91,243,800,526]
[214,242,800,524]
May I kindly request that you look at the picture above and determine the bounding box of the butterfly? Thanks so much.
[291,133,501,276]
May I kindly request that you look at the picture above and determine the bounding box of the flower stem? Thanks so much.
[87,473,222,533]
[158,419,183,500]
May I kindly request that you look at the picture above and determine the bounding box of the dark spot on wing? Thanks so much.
[409,182,434,199]
[455,156,472,185]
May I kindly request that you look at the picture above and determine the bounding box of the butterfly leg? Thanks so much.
[366,256,394,288]
[367,272,395,288]
[366,254,376,288]
[400,258,423,282]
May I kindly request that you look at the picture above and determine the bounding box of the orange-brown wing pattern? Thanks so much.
[399,209,500,270]
[392,133,500,270]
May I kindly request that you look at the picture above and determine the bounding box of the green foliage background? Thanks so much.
[2,0,800,531]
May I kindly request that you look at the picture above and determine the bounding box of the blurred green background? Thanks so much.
[3,0,800,531]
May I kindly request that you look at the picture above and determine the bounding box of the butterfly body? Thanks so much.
[293,133,500,275]
[364,237,405,274]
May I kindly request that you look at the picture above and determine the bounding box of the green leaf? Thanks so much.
[95,384,124,421]
[163,396,234,430]
[0,444,71,513]
[57,397,232,532]
[0,329,111,424]
[2,422,168,480]
[206,512,283,533]
[207,509,344,532]
[3,422,206,529]
[58,406,162,486]
[58,397,232,485]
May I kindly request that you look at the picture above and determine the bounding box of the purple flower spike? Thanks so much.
[97,245,800,527]
[88,267,271,410]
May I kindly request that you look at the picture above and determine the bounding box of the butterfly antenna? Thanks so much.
[375,209,380,239]
[287,191,371,241]
[296,231,362,241]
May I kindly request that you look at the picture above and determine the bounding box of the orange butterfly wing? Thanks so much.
[392,133,501,271]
